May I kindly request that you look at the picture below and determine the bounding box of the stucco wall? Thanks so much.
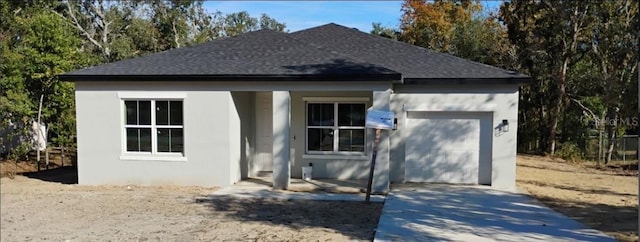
[289,91,374,179]
[75,80,518,190]
[389,84,520,190]
[230,91,255,181]
[75,82,252,187]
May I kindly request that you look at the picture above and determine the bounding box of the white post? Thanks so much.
[371,89,391,193]
[272,91,291,190]
[36,94,43,170]
[623,136,626,162]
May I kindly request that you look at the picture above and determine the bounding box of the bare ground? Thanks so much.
[517,155,638,242]
[0,165,381,241]
[3,156,637,241]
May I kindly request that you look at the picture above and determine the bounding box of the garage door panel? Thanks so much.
[405,112,490,184]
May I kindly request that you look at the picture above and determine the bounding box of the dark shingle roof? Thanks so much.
[61,23,529,83]
[289,23,528,82]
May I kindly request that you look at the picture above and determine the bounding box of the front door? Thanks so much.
[254,92,273,174]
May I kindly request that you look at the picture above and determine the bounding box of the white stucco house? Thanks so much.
[60,23,529,193]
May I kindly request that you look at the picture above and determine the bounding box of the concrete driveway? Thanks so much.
[374,185,615,242]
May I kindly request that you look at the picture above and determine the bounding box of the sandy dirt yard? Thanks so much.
[517,155,638,242]
[0,168,382,241]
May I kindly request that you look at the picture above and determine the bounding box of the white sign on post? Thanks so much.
[365,110,394,130]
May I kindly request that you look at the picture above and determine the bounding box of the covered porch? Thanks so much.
[239,175,368,194]
[229,83,394,194]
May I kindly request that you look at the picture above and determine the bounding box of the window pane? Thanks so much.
[170,101,183,125]
[170,128,184,153]
[126,128,139,151]
[138,101,151,125]
[156,101,169,125]
[126,128,151,152]
[338,104,365,126]
[157,128,170,152]
[125,101,137,125]
[338,129,365,152]
[139,128,152,152]
[307,103,334,126]
[158,128,183,153]
[308,128,333,151]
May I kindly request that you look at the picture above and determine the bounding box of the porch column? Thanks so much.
[372,89,391,193]
[272,91,291,189]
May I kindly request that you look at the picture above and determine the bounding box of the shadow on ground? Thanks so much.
[519,179,637,197]
[529,192,638,241]
[21,166,78,184]
[376,185,616,242]
[195,196,382,241]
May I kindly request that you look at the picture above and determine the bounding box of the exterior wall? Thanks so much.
[289,91,374,180]
[75,79,518,190]
[389,84,520,190]
[230,91,255,181]
[75,82,253,187]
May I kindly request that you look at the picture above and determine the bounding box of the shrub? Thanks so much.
[555,142,583,162]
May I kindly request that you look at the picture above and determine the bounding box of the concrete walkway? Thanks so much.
[374,185,615,242]
[211,178,385,202]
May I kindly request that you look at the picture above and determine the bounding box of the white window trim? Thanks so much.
[403,103,497,112]
[302,154,369,160]
[305,101,368,155]
[303,97,369,102]
[119,93,187,161]
[118,91,187,99]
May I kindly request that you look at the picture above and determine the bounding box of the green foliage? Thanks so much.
[2,5,92,155]
[370,22,400,40]
[222,11,287,37]
[555,142,583,162]
[6,10,86,148]
[400,0,482,52]
[259,14,286,32]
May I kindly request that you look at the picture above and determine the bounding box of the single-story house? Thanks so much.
[60,23,529,193]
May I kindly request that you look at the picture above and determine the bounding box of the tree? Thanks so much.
[259,14,286,32]
[370,22,400,40]
[589,0,638,163]
[400,0,481,52]
[150,0,225,48]
[60,0,123,62]
[1,5,90,159]
[450,16,515,68]
[222,11,258,37]
[500,1,594,155]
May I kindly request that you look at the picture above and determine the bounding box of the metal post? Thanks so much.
[636,57,639,237]
[365,129,382,203]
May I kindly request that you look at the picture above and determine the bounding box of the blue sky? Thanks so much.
[203,1,503,33]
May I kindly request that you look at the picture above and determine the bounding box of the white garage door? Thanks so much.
[405,112,492,184]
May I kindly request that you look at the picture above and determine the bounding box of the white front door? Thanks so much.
[254,92,273,173]
[405,111,492,184]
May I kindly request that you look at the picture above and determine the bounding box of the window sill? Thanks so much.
[302,154,369,160]
[119,154,187,162]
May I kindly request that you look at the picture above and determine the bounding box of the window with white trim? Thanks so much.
[124,100,184,154]
[306,102,366,153]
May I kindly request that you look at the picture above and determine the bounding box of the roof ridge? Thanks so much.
[288,23,403,72]
[291,23,523,76]
[280,29,400,73]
